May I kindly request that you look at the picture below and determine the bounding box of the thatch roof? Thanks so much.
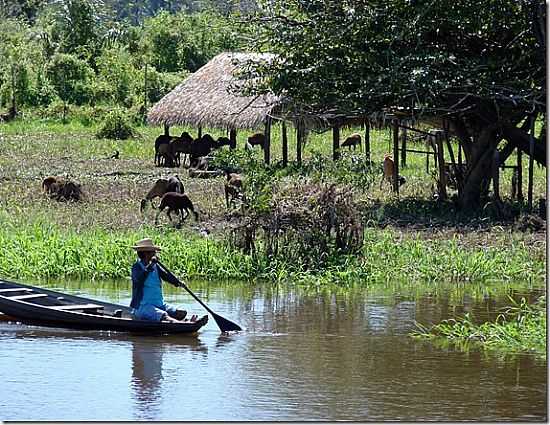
[147,52,281,130]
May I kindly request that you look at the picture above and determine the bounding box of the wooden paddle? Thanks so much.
[156,260,242,332]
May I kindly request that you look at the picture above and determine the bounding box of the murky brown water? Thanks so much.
[0,280,546,421]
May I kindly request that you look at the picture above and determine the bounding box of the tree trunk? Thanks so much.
[458,126,498,209]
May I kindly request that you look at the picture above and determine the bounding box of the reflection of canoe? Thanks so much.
[0,279,207,335]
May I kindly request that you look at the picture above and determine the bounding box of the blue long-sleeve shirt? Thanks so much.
[130,260,179,309]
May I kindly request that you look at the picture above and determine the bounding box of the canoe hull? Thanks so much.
[0,279,207,335]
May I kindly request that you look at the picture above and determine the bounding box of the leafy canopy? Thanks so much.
[249,0,545,118]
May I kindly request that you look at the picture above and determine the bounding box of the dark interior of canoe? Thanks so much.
[0,279,206,334]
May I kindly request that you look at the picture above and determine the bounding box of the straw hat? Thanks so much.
[131,238,162,252]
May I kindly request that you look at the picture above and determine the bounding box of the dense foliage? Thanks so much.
[246,0,546,208]
[0,0,247,119]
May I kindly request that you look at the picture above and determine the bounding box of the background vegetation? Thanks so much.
[0,0,249,121]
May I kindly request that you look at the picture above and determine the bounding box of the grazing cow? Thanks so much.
[170,131,194,166]
[42,176,64,195]
[246,133,265,150]
[155,192,199,224]
[189,134,218,168]
[43,176,83,202]
[341,133,362,150]
[154,135,173,166]
[140,175,184,212]
[217,136,234,149]
[157,143,176,167]
[224,171,244,208]
[379,154,406,189]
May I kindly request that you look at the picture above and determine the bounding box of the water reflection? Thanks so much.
[130,336,208,421]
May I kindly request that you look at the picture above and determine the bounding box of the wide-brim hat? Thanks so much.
[131,238,162,252]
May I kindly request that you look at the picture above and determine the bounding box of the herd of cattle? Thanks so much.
[154,131,266,169]
[41,169,245,226]
[38,129,404,226]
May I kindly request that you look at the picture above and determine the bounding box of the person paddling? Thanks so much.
[131,238,207,325]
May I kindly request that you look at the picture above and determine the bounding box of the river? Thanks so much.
[0,279,546,421]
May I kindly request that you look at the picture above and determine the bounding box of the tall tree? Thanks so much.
[247,0,546,208]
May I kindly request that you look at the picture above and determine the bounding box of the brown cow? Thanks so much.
[379,154,406,189]
[341,133,362,150]
[224,171,244,208]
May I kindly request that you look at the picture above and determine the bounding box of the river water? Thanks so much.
[0,279,546,421]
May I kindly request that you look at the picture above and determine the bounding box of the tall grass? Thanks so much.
[0,214,544,285]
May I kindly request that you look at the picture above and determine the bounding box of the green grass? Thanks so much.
[0,116,545,286]
[413,296,547,357]
[0,211,544,286]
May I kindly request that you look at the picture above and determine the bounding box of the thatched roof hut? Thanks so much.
[147,52,281,130]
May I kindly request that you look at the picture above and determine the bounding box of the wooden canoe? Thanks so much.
[0,279,208,335]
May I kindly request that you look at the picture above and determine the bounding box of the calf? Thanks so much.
[155,192,199,224]
[140,175,184,213]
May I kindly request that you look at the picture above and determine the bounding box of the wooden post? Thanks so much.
[527,116,535,211]
[282,121,288,167]
[392,119,399,194]
[143,62,148,116]
[332,125,340,161]
[458,142,463,167]
[443,124,460,193]
[516,148,523,201]
[296,123,303,165]
[365,120,371,163]
[10,64,16,117]
[492,149,501,203]
[426,148,430,173]
[163,123,170,136]
[435,131,447,200]
[401,125,407,167]
[198,126,202,139]
[229,128,237,150]
[264,117,272,164]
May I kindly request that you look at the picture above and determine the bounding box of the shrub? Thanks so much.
[95,109,136,140]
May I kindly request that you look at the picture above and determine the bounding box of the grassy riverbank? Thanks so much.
[0,212,544,286]
[0,117,546,286]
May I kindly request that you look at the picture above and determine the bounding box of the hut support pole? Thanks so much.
[198,126,202,139]
[282,121,288,167]
[264,117,272,164]
[365,121,371,163]
[163,123,170,136]
[392,119,399,194]
[435,131,447,200]
[332,125,340,161]
[492,150,501,203]
[527,117,535,211]
[516,148,523,201]
[401,126,407,167]
[443,122,460,194]
[296,123,303,165]
[229,129,237,150]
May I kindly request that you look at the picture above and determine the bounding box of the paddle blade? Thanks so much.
[212,312,242,332]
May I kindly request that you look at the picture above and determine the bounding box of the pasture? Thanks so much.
[0,117,545,284]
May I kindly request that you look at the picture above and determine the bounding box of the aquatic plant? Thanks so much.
[413,296,547,357]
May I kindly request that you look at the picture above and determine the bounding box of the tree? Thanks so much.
[247,0,546,209]
[47,53,93,120]
[0,18,32,116]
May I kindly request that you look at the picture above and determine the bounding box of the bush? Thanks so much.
[95,109,136,140]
